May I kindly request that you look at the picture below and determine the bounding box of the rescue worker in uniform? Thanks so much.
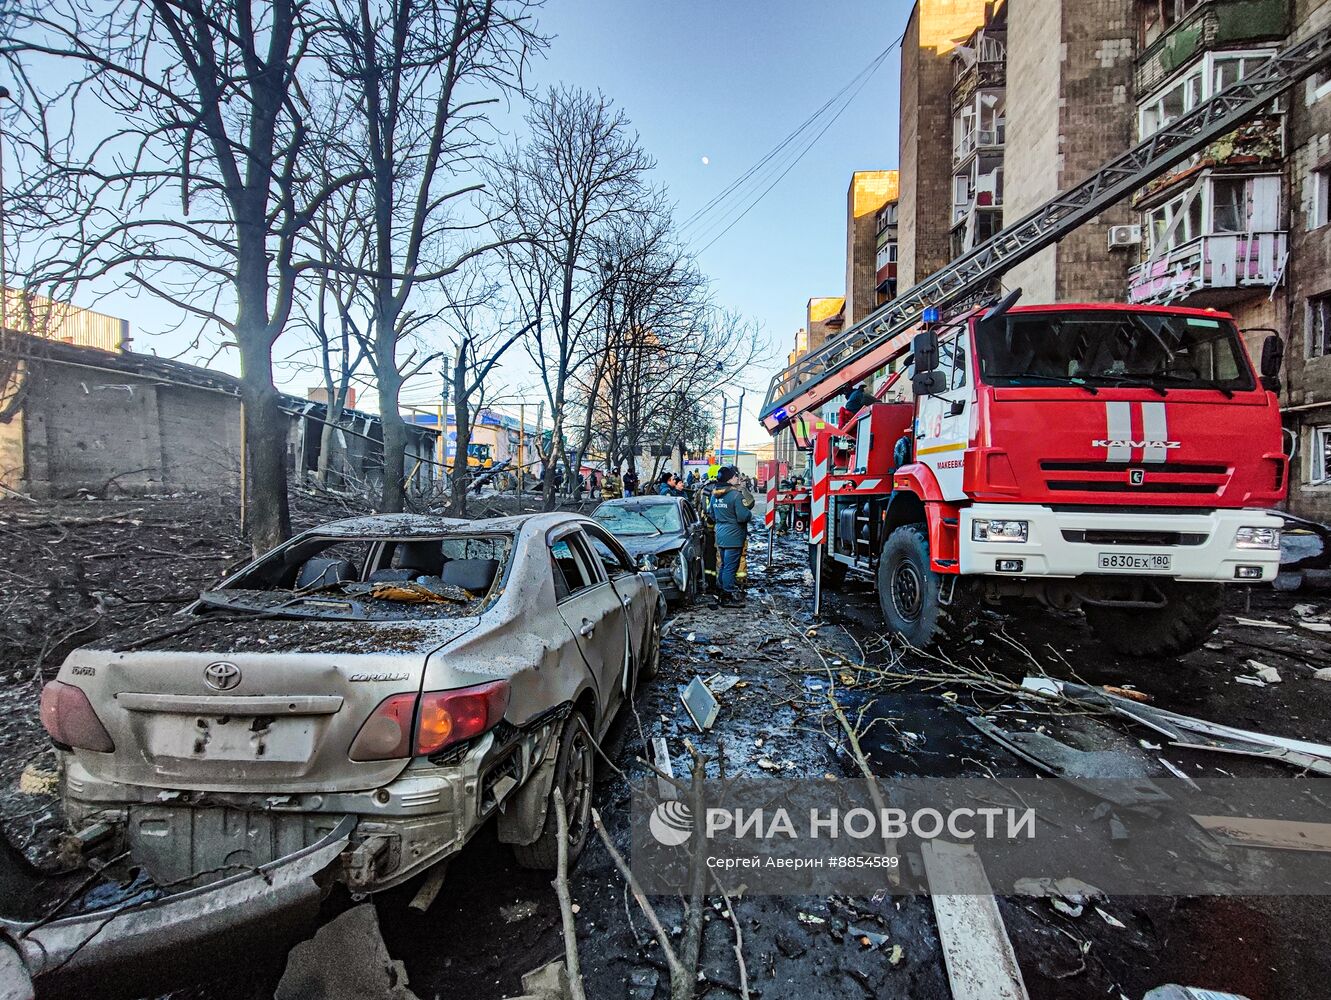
[708,466,754,606]
[698,474,719,595]
[602,469,623,499]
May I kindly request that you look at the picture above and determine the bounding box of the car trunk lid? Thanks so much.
[61,615,479,794]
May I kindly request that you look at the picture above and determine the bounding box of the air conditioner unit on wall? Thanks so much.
[1107,224,1143,250]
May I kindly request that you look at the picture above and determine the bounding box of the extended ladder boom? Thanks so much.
[760,25,1331,434]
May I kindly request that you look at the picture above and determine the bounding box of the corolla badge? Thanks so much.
[203,661,242,691]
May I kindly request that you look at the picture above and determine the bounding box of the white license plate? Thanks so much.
[1098,552,1172,572]
[147,714,316,763]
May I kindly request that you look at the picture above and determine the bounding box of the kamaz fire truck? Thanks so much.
[761,26,1331,657]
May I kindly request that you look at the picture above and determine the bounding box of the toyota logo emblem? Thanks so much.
[203,661,241,691]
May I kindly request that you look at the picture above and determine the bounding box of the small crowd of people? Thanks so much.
[592,462,758,607]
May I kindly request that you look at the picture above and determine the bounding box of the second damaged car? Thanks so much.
[40,512,664,899]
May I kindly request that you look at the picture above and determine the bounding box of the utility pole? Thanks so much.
[439,358,451,485]
[733,390,745,472]
[0,86,10,333]
[718,397,729,469]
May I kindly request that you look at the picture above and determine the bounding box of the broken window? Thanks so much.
[1311,426,1331,485]
[550,536,597,600]
[1313,68,1331,101]
[205,532,513,619]
[580,524,636,577]
[1310,168,1330,230]
[1145,190,1203,252]
[1310,295,1331,359]
[1211,178,1247,233]
[1139,50,1275,139]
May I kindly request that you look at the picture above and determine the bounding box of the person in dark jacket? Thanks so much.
[707,466,754,605]
[623,469,640,497]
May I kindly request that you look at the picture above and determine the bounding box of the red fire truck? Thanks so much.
[758,28,1328,656]
[802,299,1286,657]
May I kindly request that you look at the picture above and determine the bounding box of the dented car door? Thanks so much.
[549,530,628,727]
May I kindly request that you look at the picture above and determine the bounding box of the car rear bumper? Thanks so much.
[2,817,352,995]
[958,504,1283,582]
[60,737,491,892]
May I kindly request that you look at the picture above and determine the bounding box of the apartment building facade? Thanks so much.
[889,0,1331,521]
[1122,0,1331,519]
[844,171,901,324]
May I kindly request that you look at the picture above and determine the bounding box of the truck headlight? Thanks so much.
[1234,526,1281,550]
[972,519,1029,543]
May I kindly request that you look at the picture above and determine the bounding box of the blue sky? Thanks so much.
[519,0,908,444]
[41,0,911,449]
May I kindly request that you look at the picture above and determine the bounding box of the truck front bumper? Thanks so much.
[958,504,1283,582]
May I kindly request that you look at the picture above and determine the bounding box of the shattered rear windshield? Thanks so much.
[199,534,513,620]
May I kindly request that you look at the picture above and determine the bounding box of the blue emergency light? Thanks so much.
[922,306,941,324]
[773,407,788,423]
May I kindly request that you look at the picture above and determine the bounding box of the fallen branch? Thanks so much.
[551,787,588,1000]
[590,808,686,989]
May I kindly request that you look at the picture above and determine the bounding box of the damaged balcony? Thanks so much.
[952,90,1006,166]
[1128,230,1288,304]
[951,158,1004,255]
[950,26,1006,112]
[1135,0,1290,95]
[1129,170,1286,305]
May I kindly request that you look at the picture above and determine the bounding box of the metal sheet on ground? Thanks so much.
[1192,815,1331,853]
[920,840,1029,1000]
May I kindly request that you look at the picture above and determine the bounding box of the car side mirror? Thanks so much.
[912,369,945,396]
[1259,333,1284,394]
[912,330,940,374]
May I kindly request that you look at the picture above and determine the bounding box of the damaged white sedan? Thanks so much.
[39,512,663,905]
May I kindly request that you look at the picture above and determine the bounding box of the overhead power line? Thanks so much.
[678,31,905,253]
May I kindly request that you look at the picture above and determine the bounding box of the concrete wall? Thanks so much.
[14,359,241,496]
[899,0,988,291]
[1001,0,1064,302]
[1281,0,1331,519]
[1002,0,1135,304]
[806,297,845,356]
[2,356,436,498]
[844,171,900,324]
[1054,0,1136,302]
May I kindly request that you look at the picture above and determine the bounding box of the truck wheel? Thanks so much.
[809,544,848,588]
[1084,582,1224,658]
[513,711,594,871]
[877,523,953,647]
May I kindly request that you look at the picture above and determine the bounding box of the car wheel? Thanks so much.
[673,557,691,607]
[513,711,595,871]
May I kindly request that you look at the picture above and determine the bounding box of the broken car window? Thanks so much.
[200,533,512,620]
[551,537,595,599]
[594,502,682,536]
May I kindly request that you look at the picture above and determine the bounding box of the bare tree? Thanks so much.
[493,86,657,511]
[318,0,542,513]
[5,0,368,552]
[436,266,533,516]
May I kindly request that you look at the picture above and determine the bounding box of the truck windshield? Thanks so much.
[975,311,1255,392]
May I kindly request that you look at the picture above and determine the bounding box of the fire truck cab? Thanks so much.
[815,302,1287,657]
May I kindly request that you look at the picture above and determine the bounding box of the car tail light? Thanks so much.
[416,681,510,756]
[348,682,510,762]
[349,692,417,762]
[40,681,114,752]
